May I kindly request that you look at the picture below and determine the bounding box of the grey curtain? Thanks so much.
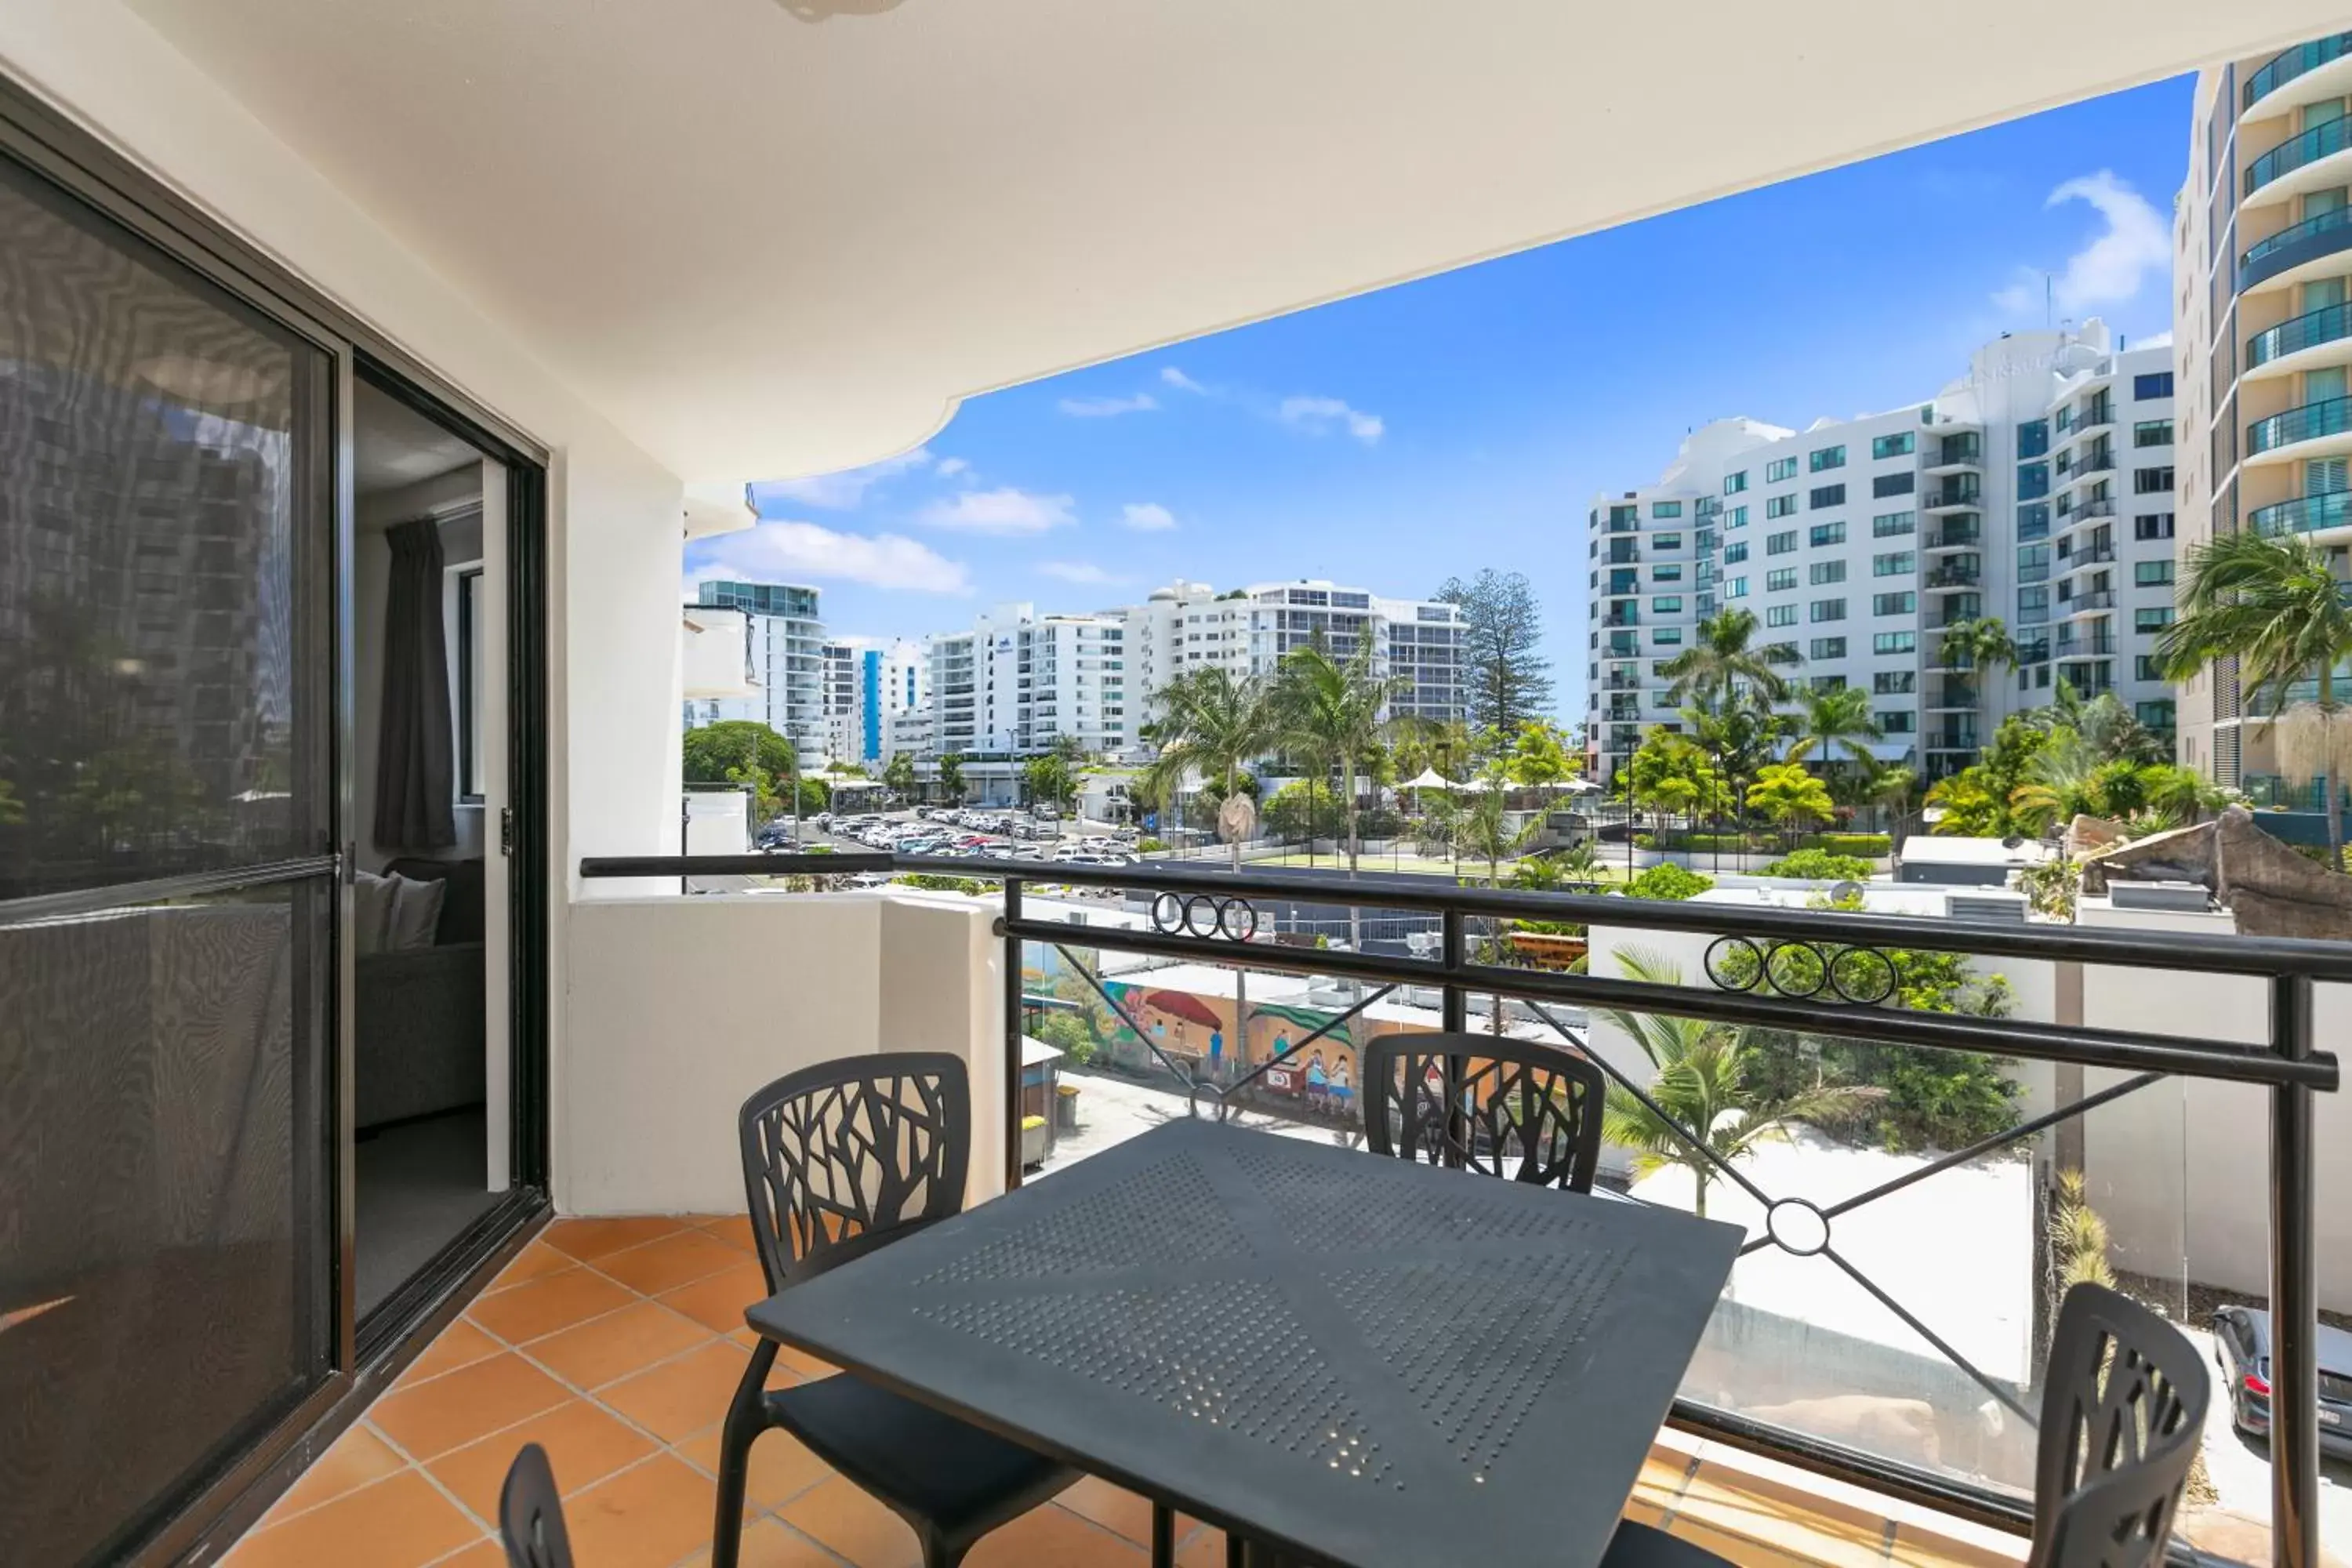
[373,518,456,850]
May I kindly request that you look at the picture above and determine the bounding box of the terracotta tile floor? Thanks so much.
[223,1215,2032,1568]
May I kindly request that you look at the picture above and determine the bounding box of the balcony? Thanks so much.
[1922,728,1979,751]
[1926,683,1978,710]
[2248,394,2352,462]
[2062,589,2116,614]
[2068,542,2118,567]
[1920,481,1981,512]
[1604,611,1640,629]
[2246,300,2352,376]
[2055,451,2115,485]
[1922,519,1981,551]
[2247,113,2352,200]
[1604,672,1645,691]
[1923,563,1980,589]
[2241,205,2352,293]
[2068,401,2114,434]
[1923,435,1982,473]
[1609,543,1642,564]
[2251,488,2352,537]
[2244,32,2352,113]
[2056,633,2118,659]
[2056,496,2118,532]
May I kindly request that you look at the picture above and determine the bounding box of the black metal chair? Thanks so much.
[499,1443,574,1568]
[1361,1031,1606,1191]
[1600,1282,2211,1568]
[713,1053,1078,1568]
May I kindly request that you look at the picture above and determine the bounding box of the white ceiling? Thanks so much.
[122,0,2345,488]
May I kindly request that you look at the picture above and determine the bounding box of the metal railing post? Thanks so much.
[1441,907,1467,1169]
[2270,973,2318,1568]
[1004,877,1026,1192]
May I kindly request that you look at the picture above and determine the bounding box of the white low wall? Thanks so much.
[561,891,1006,1217]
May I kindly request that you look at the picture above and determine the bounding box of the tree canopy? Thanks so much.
[1436,568,1554,735]
[681,720,797,820]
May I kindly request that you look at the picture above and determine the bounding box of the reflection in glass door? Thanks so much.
[0,153,336,1563]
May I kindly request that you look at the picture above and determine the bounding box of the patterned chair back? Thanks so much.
[1362,1032,1606,1192]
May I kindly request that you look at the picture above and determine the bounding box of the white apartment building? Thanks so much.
[1123,577,1469,744]
[820,640,857,763]
[681,579,829,768]
[925,604,1130,762]
[2175,32,2352,808]
[857,638,931,765]
[1585,323,2177,784]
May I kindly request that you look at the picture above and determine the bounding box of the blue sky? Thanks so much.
[688,74,2194,720]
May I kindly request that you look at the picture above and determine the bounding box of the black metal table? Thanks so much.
[747,1117,1743,1568]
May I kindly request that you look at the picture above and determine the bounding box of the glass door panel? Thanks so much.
[0,151,335,1565]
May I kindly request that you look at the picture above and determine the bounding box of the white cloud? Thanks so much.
[750,447,931,510]
[685,519,969,594]
[1160,366,1207,394]
[1058,392,1159,418]
[935,456,971,479]
[1039,560,1131,586]
[1993,171,2169,318]
[918,486,1077,535]
[1278,394,1385,445]
[1119,502,1178,532]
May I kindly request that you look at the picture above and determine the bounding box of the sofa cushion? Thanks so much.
[383,857,486,946]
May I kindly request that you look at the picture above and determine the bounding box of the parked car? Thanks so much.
[2211,1305,2352,1457]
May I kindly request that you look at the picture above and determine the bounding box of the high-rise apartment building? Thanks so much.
[682,579,828,768]
[1584,323,2176,784]
[820,640,857,762]
[2175,33,2352,801]
[1123,578,1468,742]
[925,604,1129,760]
[855,638,930,764]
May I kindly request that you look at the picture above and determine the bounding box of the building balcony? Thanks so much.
[1922,728,1979,751]
[1925,684,1978,710]
[2244,31,2352,116]
[2250,488,2352,539]
[2054,497,2118,533]
[2054,452,2116,489]
[1924,564,1980,589]
[1920,482,1981,512]
[2240,205,2352,294]
[2246,394,2352,465]
[1604,672,1645,691]
[2063,402,2115,436]
[2056,633,2118,659]
[1922,519,1981,551]
[2245,112,2352,202]
[2067,542,2118,568]
[2062,590,2116,615]
[1604,612,1640,629]
[1922,437,1983,474]
[2245,300,2352,379]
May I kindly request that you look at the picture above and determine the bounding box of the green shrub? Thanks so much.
[1633,833,1657,849]
[894,873,987,895]
[1762,848,1875,880]
[1035,1010,1097,1067]
[1623,862,1714,901]
[1135,836,1167,853]
[1802,832,1891,855]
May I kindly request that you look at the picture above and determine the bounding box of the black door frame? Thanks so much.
[0,71,557,1568]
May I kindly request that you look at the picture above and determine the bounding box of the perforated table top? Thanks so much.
[748,1117,1742,1568]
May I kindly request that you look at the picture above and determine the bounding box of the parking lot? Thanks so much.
[760,804,1142,868]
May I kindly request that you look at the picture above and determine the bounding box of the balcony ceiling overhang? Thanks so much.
[116,0,2350,487]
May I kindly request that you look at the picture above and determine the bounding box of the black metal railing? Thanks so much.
[581,851,2341,1568]
[2249,113,2352,196]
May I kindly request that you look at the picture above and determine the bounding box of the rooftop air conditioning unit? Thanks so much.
[2109,880,2211,913]
[1946,892,2028,924]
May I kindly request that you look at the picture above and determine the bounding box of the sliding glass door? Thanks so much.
[0,151,338,1564]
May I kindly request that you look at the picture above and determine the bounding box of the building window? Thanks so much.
[1811,637,1848,659]
[1810,598,1846,622]
[1766,494,1798,519]
[1809,521,1846,547]
[1653,564,1684,582]
[2134,466,2175,494]
[1872,591,1916,616]
[1653,627,1684,645]
[1654,533,1683,550]
[1724,471,1748,494]
[1725,504,1748,529]
[1766,567,1797,591]
[2017,585,2049,621]
[1766,456,1800,483]
[2135,560,2176,586]
[2018,419,2049,459]
[1810,674,1848,692]
[2134,512,2176,540]
[1609,504,1639,526]
[2137,699,2176,730]
[2134,419,2174,448]
[1874,670,1915,695]
[2018,545,2050,584]
[2133,372,2175,400]
[456,568,485,801]
[2017,461,2049,501]
[1872,471,1915,499]
[1809,485,1847,510]
[2135,607,2176,633]
[2136,655,2165,681]
[1809,445,1846,472]
[1871,432,1915,459]
[1873,551,1915,577]
[1652,596,1683,613]
[1766,604,1798,627]
[2018,502,2050,541]
[1872,510,1915,538]
[1811,560,1847,585]
[1653,500,1683,518]
[1767,530,1797,555]
[1724,576,1748,598]
[1722,542,1749,564]
[1878,710,1918,734]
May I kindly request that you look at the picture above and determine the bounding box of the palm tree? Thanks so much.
[1595,949,1875,1218]
[1138,667,1276,869]
[2158,530,2352,864]
[1660,608,1801,712]
[1936,616,2018,686]
[1272,638,1406,880]
[1788,684,1883,783]
[1459,782,1534,887]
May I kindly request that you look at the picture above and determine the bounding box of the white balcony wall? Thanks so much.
[565,891,1007,1217]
